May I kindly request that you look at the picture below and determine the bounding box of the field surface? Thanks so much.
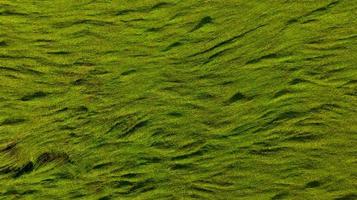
[0,0,356,199]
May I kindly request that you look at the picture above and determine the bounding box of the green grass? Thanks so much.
[0,0,356,199]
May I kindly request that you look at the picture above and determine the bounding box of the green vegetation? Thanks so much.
[0,0,356,199]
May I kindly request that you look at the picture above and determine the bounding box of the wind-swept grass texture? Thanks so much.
[0,0,356,199]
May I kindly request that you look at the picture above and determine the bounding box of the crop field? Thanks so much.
[0,0,356,199]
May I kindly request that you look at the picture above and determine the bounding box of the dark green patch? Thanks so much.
[13,161,34,178]
[20,91,47,101]
[121,69,137,76]
[305,180,321,188]
[1,118,25,125]
[226,92,247,104]
[191,16,213,32]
